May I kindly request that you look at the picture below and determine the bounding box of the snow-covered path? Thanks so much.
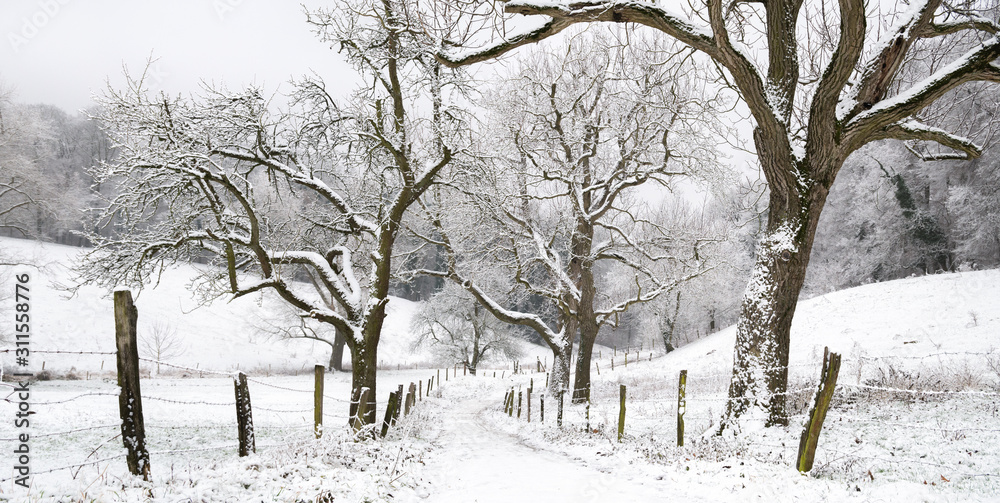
[413,391,684,503]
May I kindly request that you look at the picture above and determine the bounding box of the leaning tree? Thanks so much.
[439,0,1000,431]
[78,0,472,426]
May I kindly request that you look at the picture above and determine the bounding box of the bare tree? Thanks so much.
[77,0,472,426]
[440,0,1000,431]
[139,320,186,375]
[411,284,523,374]
[419,29,723,396]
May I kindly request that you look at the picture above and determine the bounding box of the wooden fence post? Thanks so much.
[405,383,416,415]
[314,365,324,438]
[394,384,404,422]
[517,391,523,419]
[114,290,150,480]
[618,384,626,442]
[234,372,255,457]
[677,370,687,447]
[557,389,565,428]
[797,347,842,473]
[540,394,545,422]
[381,392,398,437]
[526,389,531,423]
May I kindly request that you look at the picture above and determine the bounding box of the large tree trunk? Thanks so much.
[549,346,572,397]
[347,330,378,425]
[720,184,828,431]
[330,327,347,372]
[571,289,598,403]
[549,313,575,396]
[469,316,481,376]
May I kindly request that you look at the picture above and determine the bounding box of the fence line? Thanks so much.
[829,413,1000,433]
[137,357,234,376]
[245,377,312,393]
[839,383,1000,397]
[144,395,236,407]
[32,391,119,405]
[0,454,126,484]
[856,351,997,361]
[0,424,119,442]
[0,349,116,355]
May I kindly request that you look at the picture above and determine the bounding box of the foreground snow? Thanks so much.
[2,369,995,502]
[2,240,999,501]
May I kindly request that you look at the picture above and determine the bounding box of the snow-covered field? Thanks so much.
[1,238,999,501]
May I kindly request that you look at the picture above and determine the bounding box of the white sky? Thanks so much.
[0,0,355,113]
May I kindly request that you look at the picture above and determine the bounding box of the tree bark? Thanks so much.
[348,326,380,425]
[330,326,347,372]
[549,312,575,396]
[721,180,829,430]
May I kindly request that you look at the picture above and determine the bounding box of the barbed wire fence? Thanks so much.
[492,348,1000,486]
[0,346,454,486]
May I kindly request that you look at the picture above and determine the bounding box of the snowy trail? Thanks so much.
[413,394,688,503]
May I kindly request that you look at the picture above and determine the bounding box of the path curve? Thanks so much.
[413,394,679,503]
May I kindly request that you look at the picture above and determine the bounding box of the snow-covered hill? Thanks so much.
[661,267,1000,381]
[2,237,999,501]
[0,237,435,374]
[3,236,998,379]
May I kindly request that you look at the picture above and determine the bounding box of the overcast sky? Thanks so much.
[1,0,355,113]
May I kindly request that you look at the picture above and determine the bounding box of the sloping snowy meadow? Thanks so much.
[1,238,999,501]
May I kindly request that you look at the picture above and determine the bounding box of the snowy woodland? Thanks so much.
[2,0,1000,501]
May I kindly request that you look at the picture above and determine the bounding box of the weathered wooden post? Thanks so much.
[394,384,404,422]
[618,384,626,442]
[526,388,532,423]
[114,290,150,480]
[419,380,423,401]
[464,362,467,376]
[540,394,545,422]
[314,365,325,438]
[234,372,255,457]
[405,383,416,415]
[517,391,523,419]
[557,389,565,428]
[596,362,600,376]
[677,370,687,447]
[797,347,842,473]
[381,392,398,437]
[437,369,441,385]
